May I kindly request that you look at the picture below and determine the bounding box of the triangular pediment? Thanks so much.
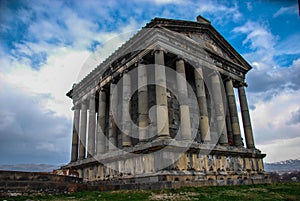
[145,17,252,71]
[190,32,234,61]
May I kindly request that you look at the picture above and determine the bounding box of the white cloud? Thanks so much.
[246,2,252,11]
[257,137,300,163]
[233,21,300,93]
[196,1,242,23]
[275,34,300,56]
[250,89,300,143]
[273,4,298,18]
[0,111,15,130]
[287,108,300,125]
[0,4,140,119]
[36,142,56,152]
[76,19,139,82]
[233,21,276,68]
[0,81,71,164]
[0,48,90,119]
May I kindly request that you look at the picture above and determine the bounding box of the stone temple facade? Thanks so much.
[63,16,268,188]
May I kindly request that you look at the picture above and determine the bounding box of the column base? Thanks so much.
[154,135,172,141]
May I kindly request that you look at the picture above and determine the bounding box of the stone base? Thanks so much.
[86,173,271,191]
[62,140,268,188]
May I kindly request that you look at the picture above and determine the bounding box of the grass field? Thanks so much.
[3,182,300,201]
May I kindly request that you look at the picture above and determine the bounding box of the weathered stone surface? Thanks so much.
[71,109,80,162]
[155,50,170,138]
[79,101,87,160]
[64,16,268,189]
[238,86,255,149]
[176,59,192,140]
[226,79,242,146]
[96,90,106,154]
[0,171,83,196]
[88,94,96,157]
[108,83,118,150]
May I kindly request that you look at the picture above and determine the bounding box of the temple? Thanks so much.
[63,16,269,188]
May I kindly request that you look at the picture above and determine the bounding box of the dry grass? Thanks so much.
[2,182,300,201]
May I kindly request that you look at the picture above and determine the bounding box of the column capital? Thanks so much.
[71,106,80,110]
[72,102,81,110]
[175,56,184,63]
[80,98,88,105]
[207,70,220,78]
[138,58,149,65]
[110,78,118,84]
[238,82,248,87]
[123,68,129,74]
[223,76,233,82]
[152,48,167,55]
[89,93,96,99]
[100,86,109,94]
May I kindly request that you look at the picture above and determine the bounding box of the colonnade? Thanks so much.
[70,50,255,162]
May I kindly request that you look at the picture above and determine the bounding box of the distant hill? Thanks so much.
[0,164,61,172]
[265,159,300,172]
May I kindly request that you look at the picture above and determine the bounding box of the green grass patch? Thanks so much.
[3,182,300,201]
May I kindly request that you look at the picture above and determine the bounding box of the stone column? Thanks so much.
[79,101,87,160]
[155,50,170,138]
[96,89,107,154]
[211,72,228,145]
[194,68,211,142]
[238,85,255,148]
[71,107,80,162]
[138,63,149,142]
[122,73,132,147]
[88,94,96,158]
[225,79,242,146]
[176,59,192,140]
[108,83,118,150]
[225,107,233,145]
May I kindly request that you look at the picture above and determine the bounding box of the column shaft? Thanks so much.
[194,68,211,142]
[122,73,132,147]
[225,106,233,145]
[79,102,87,159]
[176,59,192,140]
[71,108,80,162]
[108,83,118,150]
[238,86,255,148]
[138,64,149,142]
[211,73,228,145]
[97,90,106,154]
[155,50,170,138]
[225,79,242,146]
[88,95,96,157]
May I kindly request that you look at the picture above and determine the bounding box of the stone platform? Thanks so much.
[63,139,269,185]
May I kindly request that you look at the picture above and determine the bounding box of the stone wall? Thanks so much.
[0,170,271,196]
[0,170,84,197]
[86,174,271,191]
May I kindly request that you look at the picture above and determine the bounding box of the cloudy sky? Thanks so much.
[0,0,299,166]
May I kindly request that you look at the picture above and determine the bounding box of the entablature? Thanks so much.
[68,21,251,103]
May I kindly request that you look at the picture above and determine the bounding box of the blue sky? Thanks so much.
[0,0,299,166]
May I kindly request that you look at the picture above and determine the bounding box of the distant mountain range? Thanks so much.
[265,159,300,172]
[0,159,299,173]
[0,164,62,172]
